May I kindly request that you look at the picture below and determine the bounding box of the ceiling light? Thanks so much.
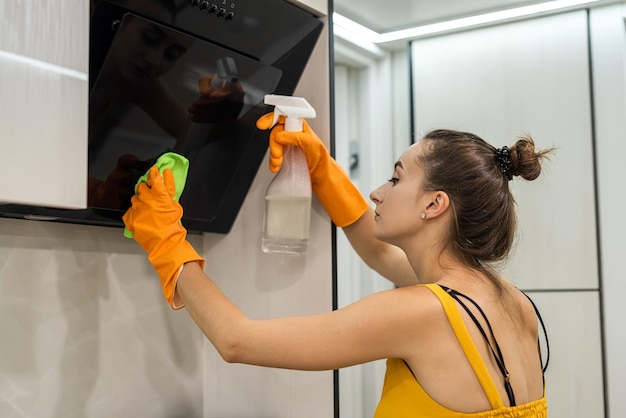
[332,13,384,55]
[334,0,602,46]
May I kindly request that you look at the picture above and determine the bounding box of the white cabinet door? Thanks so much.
[410,11,598,291]
[590,4,626,418]
[0,0,88,209]
[530,291,605,418]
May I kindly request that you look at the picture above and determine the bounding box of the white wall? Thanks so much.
[0,219,205,417]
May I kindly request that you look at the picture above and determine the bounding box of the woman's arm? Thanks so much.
[122,166,424,370]
[177,261,424,370]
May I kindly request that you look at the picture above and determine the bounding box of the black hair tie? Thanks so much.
[496,146,513,181]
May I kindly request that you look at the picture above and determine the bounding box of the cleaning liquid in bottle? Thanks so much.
[261,94,316,255]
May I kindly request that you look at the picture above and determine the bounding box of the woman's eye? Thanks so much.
[387,177,399,185]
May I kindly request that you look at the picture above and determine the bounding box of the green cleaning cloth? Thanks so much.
[124,152,190,238]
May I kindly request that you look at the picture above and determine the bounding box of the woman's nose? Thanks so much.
[370,183,385,204]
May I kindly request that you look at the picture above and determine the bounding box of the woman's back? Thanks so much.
[375,280,547,417]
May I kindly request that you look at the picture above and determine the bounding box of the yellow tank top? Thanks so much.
[373,284,548,418]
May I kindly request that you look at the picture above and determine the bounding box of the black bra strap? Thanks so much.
[520,291,550,375]
[439,285,516,406]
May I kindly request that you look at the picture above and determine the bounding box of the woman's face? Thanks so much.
[369,141,432,246]
[109,14,192,85]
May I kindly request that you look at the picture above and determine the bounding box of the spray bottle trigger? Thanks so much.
[270,109,281,129]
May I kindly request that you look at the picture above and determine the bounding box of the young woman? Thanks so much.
[123,112,552,417]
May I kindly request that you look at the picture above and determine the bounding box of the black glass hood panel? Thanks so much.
[1,0,323,234]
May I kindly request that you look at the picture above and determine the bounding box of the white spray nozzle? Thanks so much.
[264,94,316,132]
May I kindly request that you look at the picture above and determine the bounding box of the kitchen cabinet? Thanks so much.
[411,10,598,291]
[0,0,88,209]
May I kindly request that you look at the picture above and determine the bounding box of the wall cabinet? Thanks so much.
[410,10,598,292]
[531,291,604,418]
[0,0,88,209]
[590,4,626,417]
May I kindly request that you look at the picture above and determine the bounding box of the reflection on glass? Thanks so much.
[87,3,282,220]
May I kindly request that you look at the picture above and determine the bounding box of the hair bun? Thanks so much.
[508,135,553,181]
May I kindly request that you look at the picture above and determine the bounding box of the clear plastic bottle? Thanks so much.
[261,95,315,255]
[262,146,311,254]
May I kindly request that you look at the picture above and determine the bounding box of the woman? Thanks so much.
[123,112,552,417]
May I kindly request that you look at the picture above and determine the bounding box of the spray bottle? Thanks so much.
[261,94,316,255]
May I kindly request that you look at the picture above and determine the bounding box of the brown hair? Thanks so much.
[418,129,553,287]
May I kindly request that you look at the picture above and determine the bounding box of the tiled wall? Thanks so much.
[0,218,204,418]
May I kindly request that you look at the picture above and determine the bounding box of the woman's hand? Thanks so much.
[123,167,204,309]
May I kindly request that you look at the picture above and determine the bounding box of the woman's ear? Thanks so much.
[424,191,450,219]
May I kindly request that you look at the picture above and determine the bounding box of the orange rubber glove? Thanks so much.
[122,166,205,309]
[256,112,369,227]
